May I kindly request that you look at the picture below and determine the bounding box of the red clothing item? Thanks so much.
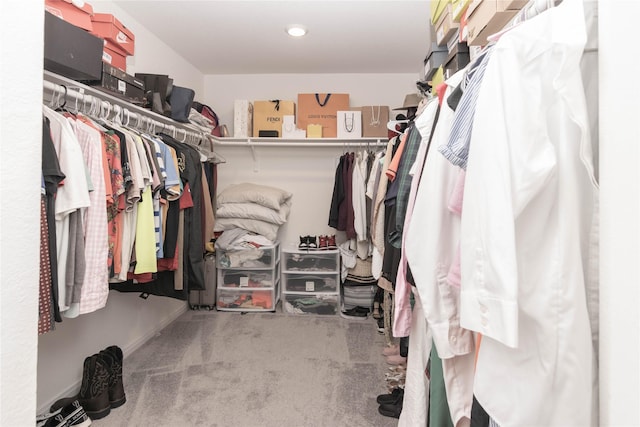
[385,132,408,181]
[437,82,448,105]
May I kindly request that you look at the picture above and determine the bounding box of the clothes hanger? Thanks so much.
[387,119,409,135]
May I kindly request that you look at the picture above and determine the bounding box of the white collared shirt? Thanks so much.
[459,0,598,425]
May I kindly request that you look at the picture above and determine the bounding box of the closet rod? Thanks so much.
[42,70,211,144]
[511,0,562,27]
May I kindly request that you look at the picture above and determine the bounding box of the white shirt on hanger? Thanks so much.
[459,0,598,425]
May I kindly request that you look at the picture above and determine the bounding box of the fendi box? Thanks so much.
[44,11,103,81]
[85,63,146,105]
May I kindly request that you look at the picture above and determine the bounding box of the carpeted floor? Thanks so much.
[93,307,400,427]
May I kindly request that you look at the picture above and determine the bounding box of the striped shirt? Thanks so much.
[439,47,494,169]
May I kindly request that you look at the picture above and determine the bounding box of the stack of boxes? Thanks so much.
[91,13,135,72]
[424,0,528,84]
[44,0,135,73]
[43,0,144,104]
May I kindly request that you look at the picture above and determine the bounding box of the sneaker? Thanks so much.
[326,235,337,250]
[37,400,92,427]
[307,235,319,250]
[298,235,309,250]
[340,306,368,320]
[318,235,328,250]
[376,316,385,334]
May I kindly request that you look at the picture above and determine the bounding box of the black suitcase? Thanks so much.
[189,254,216,310]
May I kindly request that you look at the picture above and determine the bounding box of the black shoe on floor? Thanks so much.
[378,400,403,419]
[376,316,385,333]
[376,387,404,405]
[37,399,91,427]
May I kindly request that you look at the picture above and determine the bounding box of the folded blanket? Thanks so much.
[216,199,291,225]
[217,182,292,211]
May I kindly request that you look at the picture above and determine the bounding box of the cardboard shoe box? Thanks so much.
[466,0,527,46]
[102,42,127,72]
[435,3,460,46]
[44,11,103,81]
[84,63,146,105]
[424,43,449,82]
[44,0,94,32]
[444,42,470,78]
[91,13,135,56]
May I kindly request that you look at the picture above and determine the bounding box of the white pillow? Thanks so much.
[217,183,292,211]
[216,199,291,225]
[214,217,280,241]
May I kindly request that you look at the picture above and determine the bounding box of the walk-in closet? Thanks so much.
[0,1,638,426]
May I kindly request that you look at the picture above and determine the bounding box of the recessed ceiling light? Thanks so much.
[286,25,307,37]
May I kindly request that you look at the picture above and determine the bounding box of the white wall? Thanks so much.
[598,0,640,424]
[0,2,44,425]
[204,73,417,247]
[36,0,207,413]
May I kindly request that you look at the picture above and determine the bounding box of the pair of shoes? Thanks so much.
[298,235,319,251]
[382,344,399,357]
[51,346,126,420]
[340,306,369,320]
[37,400,91,427]
[318,235,337,250]
[385,354,407,366]
[376,387,404,405]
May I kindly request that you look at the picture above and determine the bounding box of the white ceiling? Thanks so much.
[113,0,433,75]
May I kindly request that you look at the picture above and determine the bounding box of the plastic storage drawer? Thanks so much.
[282,272,340,294]
[283,293,338,315]
[217,281,279,312]
[218,264,280,289]
[216,242,280,269]
[282,250,339,272]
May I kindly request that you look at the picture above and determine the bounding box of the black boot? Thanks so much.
[51,354,111,420]
[100,345,126,409]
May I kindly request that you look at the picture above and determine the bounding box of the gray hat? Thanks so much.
[392,93,421,110]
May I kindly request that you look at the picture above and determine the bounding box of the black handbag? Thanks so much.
[168,86,195,123]
[134,73,173,116]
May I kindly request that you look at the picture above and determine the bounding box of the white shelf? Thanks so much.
[213,136,387,148]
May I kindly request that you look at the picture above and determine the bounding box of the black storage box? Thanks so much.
[423,43,448,82]
[84,63,146,105]
[44,11,103,81]
[444,42,470,79]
